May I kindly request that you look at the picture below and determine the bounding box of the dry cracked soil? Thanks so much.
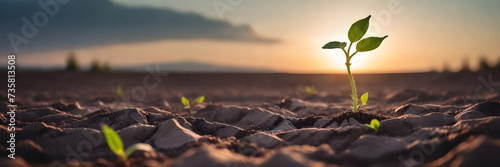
[1,72,500,167]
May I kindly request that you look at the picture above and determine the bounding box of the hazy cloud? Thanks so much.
[0,0,277,53]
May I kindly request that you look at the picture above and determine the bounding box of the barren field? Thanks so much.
[1,72,500,167]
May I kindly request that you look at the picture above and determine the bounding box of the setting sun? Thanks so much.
[325,50,376,73]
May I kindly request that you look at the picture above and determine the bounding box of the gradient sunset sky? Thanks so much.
[2,0,500,73]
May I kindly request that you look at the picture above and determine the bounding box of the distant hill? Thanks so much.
[113,61,277,73]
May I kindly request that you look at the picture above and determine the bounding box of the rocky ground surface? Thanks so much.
[1,72,500,166]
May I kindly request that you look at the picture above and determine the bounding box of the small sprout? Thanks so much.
[306,86,316,97]
[116,86,123,96]
[101,124,154,163]
[322,15,387,113]
[181,96,205,115]
[365,119,380,133]
[102,124,125,161]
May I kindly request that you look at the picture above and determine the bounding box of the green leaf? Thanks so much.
[371,119,380,129]
[124,143,154,159]
[101,124,125,158]
[348,15,371,42]
[181,97,189,107]
[371,119,380,131]
[322,41,347,49]
[356,36,388,52]
[360,92,368,105]
[192,96,205,106]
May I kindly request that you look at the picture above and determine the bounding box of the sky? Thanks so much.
[1,0,500,73]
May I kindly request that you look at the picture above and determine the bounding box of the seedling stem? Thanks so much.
[345,50,359,113]
[322,15,386,113]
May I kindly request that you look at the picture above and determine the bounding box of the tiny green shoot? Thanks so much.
[306,86,316,97]
[365,119,380,133]
[181,96,205,115]
[101,124,154,163]
[116,86,123,97]
[322,15,387,113]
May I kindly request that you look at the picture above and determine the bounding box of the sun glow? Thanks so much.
[323,48,372,73]
[348,52,372,72]
[327,51,348,71]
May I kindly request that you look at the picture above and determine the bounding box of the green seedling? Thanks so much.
[181,96,205,115]
[306,86,316,97]
[101,124,154,164]
[322,15,387,113]
[365,119,380,133]
[116,86,123,97]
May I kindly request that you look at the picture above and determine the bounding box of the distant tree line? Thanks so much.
[65,52,111,72]
[443,57,500,73]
